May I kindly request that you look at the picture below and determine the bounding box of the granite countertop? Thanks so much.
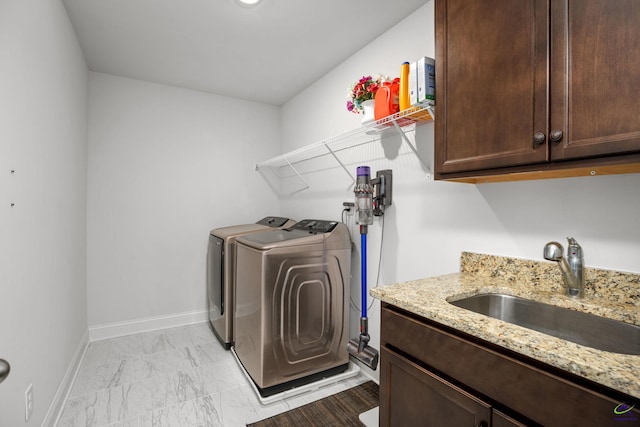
[371,252,640,399]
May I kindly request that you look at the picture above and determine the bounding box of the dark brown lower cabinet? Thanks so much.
[380,303,640,427]
[492,410,527,427]
[381,347,525,427]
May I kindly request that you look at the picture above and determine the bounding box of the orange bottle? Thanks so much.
[399,62,411,111]
[374,78,400,121]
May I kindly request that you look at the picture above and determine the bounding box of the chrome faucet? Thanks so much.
[543,237,584,298]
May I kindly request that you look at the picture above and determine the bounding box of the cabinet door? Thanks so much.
[550,0,640,160]
[379,347,492,427]
[493,409,529,427]
[435,0,549,175]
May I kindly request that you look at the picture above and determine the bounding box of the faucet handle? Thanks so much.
[566,237,583,258]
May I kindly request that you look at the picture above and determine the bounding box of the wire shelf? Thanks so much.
[256,102,435,196]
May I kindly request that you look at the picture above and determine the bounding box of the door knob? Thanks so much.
[549,129,563,142]
[0,359,10,384]
[533,132,546,145]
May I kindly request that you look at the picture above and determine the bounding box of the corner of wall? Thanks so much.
[42,330,90,427]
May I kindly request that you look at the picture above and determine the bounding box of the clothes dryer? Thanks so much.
[233,219,351,397]
[207,216,295,349]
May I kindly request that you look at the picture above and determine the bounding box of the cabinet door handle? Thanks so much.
[0,359,9,384]
[549,129,563,142]
[533,132,546,145]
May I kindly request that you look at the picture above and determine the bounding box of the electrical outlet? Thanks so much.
[343,201,355,213]
[25,383,33,421]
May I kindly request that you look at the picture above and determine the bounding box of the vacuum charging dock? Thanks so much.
[349,167,392,371]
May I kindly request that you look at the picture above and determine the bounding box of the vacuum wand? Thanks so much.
[360,231,367,321]
[359,231,369,353]
[347,166,379,370]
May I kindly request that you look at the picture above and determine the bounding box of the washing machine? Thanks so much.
[233,219,351,397]
[207,216,296,349]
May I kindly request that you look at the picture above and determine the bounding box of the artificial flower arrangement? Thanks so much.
[346,75,386,114]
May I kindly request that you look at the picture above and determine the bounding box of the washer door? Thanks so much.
[270,252,348,372]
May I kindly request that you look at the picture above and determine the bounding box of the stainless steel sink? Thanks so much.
[450,293,640,355]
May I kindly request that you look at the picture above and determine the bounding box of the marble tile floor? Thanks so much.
[57,323,370,427]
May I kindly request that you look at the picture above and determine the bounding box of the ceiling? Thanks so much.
[62,0,429,106]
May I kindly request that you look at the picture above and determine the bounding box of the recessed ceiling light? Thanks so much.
[235,0,262,7]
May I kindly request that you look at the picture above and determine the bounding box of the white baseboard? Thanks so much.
[359,406,379,427]
[43,329,89,427]
[89,309,209,341]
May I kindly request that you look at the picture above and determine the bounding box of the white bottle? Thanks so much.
[417,56,436,103]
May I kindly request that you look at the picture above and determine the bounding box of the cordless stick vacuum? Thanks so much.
[347,166,380,370]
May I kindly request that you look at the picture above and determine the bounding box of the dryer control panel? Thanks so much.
[290,219,338,234]
[256,216,292,227]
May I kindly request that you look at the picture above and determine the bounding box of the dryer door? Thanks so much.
[207,234,224,322]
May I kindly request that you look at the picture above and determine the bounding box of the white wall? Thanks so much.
[280,1,640,381]
[87,73,281,332]
[2,2,635,420]
[0,0,89,425]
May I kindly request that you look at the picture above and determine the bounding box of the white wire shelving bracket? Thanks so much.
[256,101,435,196]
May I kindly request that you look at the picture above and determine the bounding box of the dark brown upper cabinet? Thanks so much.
[434,0,640,183]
